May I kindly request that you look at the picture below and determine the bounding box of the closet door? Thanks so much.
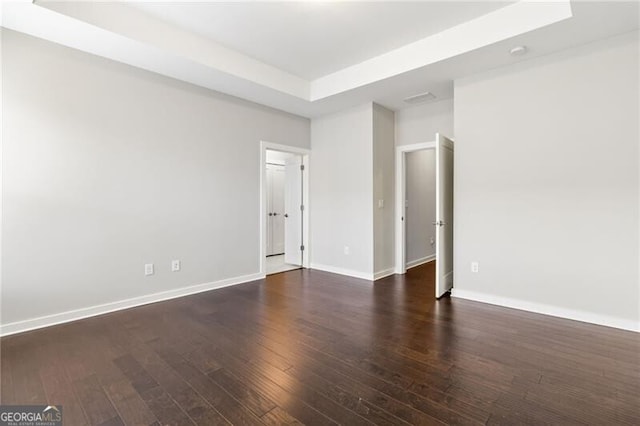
[266,166,274,256]
[271,167,286,255]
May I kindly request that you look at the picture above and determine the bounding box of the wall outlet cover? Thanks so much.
[145,263,154,276]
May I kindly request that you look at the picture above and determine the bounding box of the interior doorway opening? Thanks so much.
[404,148,437,271]
[395,134,455,298]
[260,142,310,276]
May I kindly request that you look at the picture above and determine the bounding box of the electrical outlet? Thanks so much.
[171,260,181,272]
[430,236,435,246]
[145,263,154,276]
[471,262,479,273]
[344,246,350,255]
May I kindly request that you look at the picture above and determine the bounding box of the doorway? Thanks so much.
[405,148,437,270]
[260,141,310,276]
[395,134,455,298]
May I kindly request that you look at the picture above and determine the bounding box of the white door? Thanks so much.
[435,134,454,298]
[266,166,274,256]
[271,167,285,254]
[284,156,303,266]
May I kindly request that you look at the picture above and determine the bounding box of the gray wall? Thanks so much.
[405,149,436,266]
[373,104,395,275]
[310,102,396,278]
[2,30,310,326]
[310,103,374,276]
[395,99,454,146]
[454,31,639,329]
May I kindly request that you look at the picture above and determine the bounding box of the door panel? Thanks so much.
[266,166,274,256]
[284,156,302,266]
[266,164,285,256]
[272,167,285,255]
[435,134,454,298]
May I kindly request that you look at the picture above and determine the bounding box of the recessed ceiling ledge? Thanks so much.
[6,0,631,118]
[6,0,311,100]
[309,0,573,101]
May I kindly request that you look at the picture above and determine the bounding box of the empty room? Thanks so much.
[1,1,639,425]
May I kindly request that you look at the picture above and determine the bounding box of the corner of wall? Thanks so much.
[372,104,396,273]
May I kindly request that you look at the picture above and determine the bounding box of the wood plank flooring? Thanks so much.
[1,262,639,425]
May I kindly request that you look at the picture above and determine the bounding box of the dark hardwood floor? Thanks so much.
[1,262,639,425]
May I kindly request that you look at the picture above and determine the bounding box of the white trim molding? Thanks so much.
[310,264,396,281]
[373,268,396,281]
[451,289,640,333]
[310,263,374,281]
[406,254,436,269]
[0,272,265,337]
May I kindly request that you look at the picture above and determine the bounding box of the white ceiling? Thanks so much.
[131,1,513,79]
[3,1,640,117]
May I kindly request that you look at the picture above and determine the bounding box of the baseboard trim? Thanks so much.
[451,289,640,333]
[406,254,436,269]
[0,272,266,337]
[373,268,396,281]
[310,263,374,281]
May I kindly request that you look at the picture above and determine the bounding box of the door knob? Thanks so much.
[432,220,446,226]
[284,214,289,218]
[268,213,273,216]
[273,212,279,216]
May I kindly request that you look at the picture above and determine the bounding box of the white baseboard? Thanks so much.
[451,289,640,333]
[310,263,374,281]
[0,272,265,337]
[309,264,396,281]
[406,254,436,269]
[373,268,396,281]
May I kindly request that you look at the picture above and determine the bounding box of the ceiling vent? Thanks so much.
[403,91,436,104]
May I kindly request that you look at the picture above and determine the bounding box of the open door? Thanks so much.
[435,134,454,298]
[284,156,303,266]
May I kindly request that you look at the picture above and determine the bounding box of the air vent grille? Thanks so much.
[403,92,436,104]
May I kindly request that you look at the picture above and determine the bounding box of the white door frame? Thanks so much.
[260,141,310,276]
[394,141,436,274]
